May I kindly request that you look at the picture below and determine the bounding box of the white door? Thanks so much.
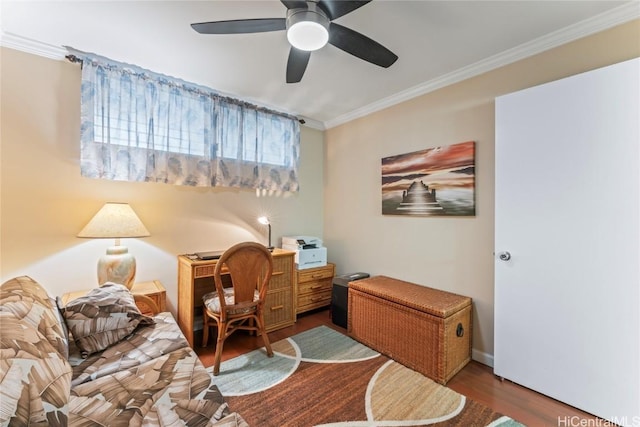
[494,58,639,425]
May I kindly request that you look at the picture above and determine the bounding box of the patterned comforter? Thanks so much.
[0,276,248,427]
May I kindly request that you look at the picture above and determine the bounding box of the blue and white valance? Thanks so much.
[69,49,300,192]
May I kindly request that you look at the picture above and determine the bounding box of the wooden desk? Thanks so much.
[177,248,296,347]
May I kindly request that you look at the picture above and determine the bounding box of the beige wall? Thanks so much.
[324,20,640,363]
[0,47,325,314]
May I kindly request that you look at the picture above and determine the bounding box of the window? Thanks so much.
[73,50,300,191]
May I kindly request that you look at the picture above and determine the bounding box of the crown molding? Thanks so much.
[300,117,325,130]
[323,2,640,130]
[0,31,67,60]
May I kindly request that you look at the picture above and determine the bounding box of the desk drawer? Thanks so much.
[264,289,294,331]
[270,255,293,290]
[194,265,216,278]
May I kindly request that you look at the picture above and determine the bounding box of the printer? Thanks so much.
[282,236,327,270]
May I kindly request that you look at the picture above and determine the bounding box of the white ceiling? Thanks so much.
[1,1,638,129]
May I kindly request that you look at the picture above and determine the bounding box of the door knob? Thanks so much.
[498,251,511,261]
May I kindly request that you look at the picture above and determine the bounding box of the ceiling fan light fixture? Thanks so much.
[286,7,329,51]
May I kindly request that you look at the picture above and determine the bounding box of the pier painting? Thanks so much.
[381,141,475,216]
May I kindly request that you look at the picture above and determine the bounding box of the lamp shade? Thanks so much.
[78,203,150,239]
[78,203,150,289]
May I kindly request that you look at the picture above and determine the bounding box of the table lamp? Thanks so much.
[77,202,150,289]
[257,216,274,251]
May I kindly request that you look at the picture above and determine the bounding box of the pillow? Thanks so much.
[1,275,70,359]
[1,277,73,425]
[61,283,154,358]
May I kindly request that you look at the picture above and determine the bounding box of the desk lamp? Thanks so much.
[257,216,274,251]
[78,202,150,289]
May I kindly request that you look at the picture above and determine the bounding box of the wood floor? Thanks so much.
[194,308,602,427]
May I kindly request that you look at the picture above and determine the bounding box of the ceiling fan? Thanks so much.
[191,0,398,83]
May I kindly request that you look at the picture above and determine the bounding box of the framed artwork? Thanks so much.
[381,141,475,216]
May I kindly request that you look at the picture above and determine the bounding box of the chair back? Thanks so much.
[213,242,273,311]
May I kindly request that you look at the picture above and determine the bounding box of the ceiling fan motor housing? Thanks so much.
[286,3,330,51]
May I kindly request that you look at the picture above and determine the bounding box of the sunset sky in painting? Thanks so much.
[382,141,475,177]
[382,141,475,192]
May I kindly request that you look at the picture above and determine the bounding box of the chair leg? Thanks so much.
[257,315,274,358]
[212,322,227,376]
[202,311,209,347]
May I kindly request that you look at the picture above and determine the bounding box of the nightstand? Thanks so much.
[60,280,166,316]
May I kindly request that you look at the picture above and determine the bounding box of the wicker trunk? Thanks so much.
[348,275,472,384]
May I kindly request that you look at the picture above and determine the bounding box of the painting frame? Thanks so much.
[381,141,476,217]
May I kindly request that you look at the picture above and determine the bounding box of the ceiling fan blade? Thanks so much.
[318,0,371,20]
[286,48,311,83]
[328,22,397,68]
[191,18,286,34]
[281,0,308,9]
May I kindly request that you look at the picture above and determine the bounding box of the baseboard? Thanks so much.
[472,348,494,368]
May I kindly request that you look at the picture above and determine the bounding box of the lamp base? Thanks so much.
[97,245,136,290]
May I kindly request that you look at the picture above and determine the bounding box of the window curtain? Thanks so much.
[71,49,300,192]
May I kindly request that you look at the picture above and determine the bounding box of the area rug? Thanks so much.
[207,326,524,427]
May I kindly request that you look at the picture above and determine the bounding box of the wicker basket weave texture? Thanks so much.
[348,276,472,384]
[348,275,469,317]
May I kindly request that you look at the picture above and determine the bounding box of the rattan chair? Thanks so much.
[201,241,274,375]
